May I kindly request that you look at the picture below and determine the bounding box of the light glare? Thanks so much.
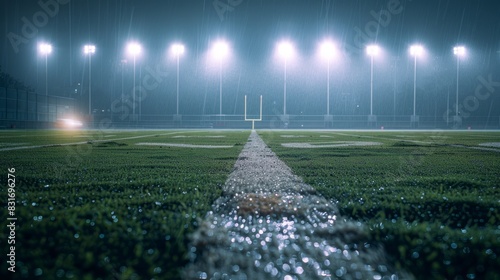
[454,46,466,57]
[320,40,336,60]
[127,42,142,56]
[58,118,83,129]
[410,45,424,56]
[171,43,185,56]
[366,45,380,56]
[277,41,294,60]
[212,40,229,59]
[39,43,52,55]
[84,45,96,54]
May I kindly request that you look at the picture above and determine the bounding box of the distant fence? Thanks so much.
[0,87,77,128]
[1,86,498,130]
[89,113,500,130]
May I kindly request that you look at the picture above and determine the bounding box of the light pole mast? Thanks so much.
[327,60,330,115]
[277,41,293,117]
[413,54,417,117]
[283,58,287,116]
[177,53,180,115]
[370,54,374,116]
[220,59,223,116]
[127,42,141,120]
[453,46,465,117]
[84,45,95,115]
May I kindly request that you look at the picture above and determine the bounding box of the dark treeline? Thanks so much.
[0,66,34,91]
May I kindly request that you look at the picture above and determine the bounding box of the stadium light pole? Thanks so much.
[211,40,229,116]
[453,46,466,117]
[366,45,380,117]
[127,42,142,118]
[319,40,336,116]
[39,43,52,96]
[120,59,127,103]
[277,41,294,116]
[39,43,52,122]
[410,45,424,118]
[171,43,185,116]
[84,45,96,115]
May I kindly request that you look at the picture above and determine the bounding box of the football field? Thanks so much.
[1,129,499,279]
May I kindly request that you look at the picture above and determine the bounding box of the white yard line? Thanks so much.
[172,135,226,138]
[183,131,411,279]
[478,142,500,148]
[136,143,233,148]
[451,145,500,153]
[281,141,382,148]
[333,132,436,145]
[0,131,187,152]
[333,132,500,153]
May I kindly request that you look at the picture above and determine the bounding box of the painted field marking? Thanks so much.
[184,131,410,279]
[0,143,29,147]
[73,135,116,138]
[281,141,382,148]
[136,143,233,149]
[0,131,194,152]
[452,144,500,153]
[333,132,436,145]
[279,135,307,138]
[172,135,226,138]
[334,132,500,154]
[478,142,500,148]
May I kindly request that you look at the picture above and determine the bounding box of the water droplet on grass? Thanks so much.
[34,268,43,276]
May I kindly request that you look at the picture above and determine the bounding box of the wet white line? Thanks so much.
[0,131,188,152]
[333,132,500,153]
[184,131,412,279]
[136,143,233,149]
[281,141,382,148]
[333,132,436,145]
[450,145,500,153]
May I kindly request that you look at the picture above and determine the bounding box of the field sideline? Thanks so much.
[1,129,499,279]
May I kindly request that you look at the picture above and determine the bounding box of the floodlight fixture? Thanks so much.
[212,40,229,59]
[84,45,96,54]
[127,42,142,56]
[453,46,466,57]
[171,43,185,56]
[320,40,336,61]
[366,45,380,57]
[277,41,294,60]
[39,43,52,55]
[410,45,424,56]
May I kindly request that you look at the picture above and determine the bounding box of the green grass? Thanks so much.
[259,130,500,279]
[2,129,499,279]
[0,130,249,279]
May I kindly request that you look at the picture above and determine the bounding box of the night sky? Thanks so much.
[1,0,499,117]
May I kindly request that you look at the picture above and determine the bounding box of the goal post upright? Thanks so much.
[244,95,262,130]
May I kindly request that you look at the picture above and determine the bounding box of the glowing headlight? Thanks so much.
[59,118,83,128]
